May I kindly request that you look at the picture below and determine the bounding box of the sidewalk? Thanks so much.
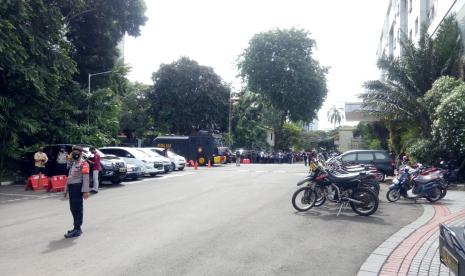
[358,191,465,276]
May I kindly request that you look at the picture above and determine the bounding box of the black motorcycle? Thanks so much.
[292,160,379,216]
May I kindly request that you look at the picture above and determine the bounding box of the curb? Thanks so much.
[357,204,435,276]
[1,181,14,186]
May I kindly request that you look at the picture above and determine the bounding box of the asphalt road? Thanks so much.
[0,164,422,276]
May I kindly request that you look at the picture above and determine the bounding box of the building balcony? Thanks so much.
[345,102,378,122]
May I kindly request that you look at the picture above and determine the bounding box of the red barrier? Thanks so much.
[26,174,49,192]
[50,175,67,192]
[241,158,251,164]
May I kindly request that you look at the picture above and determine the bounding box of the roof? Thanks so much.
[154,136,189,140]
[342,150,389,155]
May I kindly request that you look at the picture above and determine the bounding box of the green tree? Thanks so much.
[231,91,268,149]
[0,0,147,175]
[61,0,147,85]
[0,1,76,172]
[238,28,328,148]
[149,57,230,135]
[327,105,344,129]
[120,82,153,139]
[361,16,463,137]
[277,123,303,150]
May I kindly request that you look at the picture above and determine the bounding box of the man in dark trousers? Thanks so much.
[303,152,308,166]
[64,146,90,238]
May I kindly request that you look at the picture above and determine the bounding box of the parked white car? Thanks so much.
[100,147,164,176]
[137,148,172,173]
[148,147,186,171]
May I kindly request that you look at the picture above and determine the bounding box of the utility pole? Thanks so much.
[87,70,116,128]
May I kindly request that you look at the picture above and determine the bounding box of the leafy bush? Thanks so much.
[433,84,465,156]
[406,139,442,164]
[423,76,464,120]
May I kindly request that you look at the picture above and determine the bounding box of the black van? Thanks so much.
[153,131,229,165]
[339,150,395,181]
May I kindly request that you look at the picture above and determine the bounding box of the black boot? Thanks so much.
[64,228,82,238]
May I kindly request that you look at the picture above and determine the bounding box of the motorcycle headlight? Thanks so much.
[393,179,399,184]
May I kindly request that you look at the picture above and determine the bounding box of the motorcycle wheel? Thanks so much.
[426,187,442,202]
[292,187,316,212]
[386,189,401,202]
[350,187,379,216]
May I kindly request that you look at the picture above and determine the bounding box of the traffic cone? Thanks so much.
[208,160,211,168]
[194,161,198,170]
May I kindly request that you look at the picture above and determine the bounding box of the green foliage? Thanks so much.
[149,57,230,135]
[231,91,268,149]
[276,123,302,150]
[120,82,153,139]
[406,139,442,164]
[433,83,465,156]
[354,122,389,150]
[423,76,464,120]
[0,0,147,176]
[62,0,147,84]
[367,139,381,150]
[239,28,328,147]
[362,16,463,137]
[301,131,334,151]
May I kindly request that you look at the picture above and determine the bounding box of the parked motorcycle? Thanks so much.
[386,165,444,203]
[292,159,379,216]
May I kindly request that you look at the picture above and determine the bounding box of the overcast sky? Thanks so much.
[124,0,388,130]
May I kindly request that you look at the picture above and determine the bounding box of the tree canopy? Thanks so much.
[238,28,328,148]
[149,57,230,135]
[0,0,147,174]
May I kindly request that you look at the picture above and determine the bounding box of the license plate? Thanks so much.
[119,168,127,172]
[440,246,459,275]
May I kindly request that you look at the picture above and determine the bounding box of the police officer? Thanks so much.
[64,146,90,238]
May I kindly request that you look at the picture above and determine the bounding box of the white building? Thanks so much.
[302,119,319,132]
[377,0,465,59]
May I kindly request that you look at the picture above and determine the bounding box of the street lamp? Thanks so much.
[228,92,239,148]
[87,70,118,127]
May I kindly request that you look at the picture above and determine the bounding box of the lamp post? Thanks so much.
[87,70,116,127]
[228,93,239,148]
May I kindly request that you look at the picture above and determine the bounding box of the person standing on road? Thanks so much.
[56,147,68,175]
[303,152,308,166]
[33,146,48,175]
[64,146,90,238]
[235,150,241,166]
[89,147,101,194]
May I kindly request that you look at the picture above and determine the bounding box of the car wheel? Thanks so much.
[171,163,176,171]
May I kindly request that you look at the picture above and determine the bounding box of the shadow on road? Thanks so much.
[294,206,391,225]
[42,238,77,254]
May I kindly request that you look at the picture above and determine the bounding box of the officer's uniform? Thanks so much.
[66,159,90,231]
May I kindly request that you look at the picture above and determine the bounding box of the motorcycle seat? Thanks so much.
[415,175,436,184]
[327,172,361,183]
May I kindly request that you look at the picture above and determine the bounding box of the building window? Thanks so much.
[270,133,273,141]
[409,0,412,13]
[409,29,412,41]
[415,17,418,36]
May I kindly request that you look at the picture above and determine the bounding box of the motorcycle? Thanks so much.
[292,159,379,216]
[386,165,444,203]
